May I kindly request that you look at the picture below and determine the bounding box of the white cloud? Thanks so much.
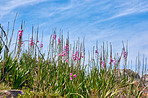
[87,0,148,26]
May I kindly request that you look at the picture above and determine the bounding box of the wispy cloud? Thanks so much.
[109,1,148,19]
[0,0,47,18]
[87,0,148,26]
[34,0,148,29]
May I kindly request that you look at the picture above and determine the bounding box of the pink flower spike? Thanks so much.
[113,61,115,65]
[40,42,43,48]
[78,58,80,60]
[37,41,39,42]
[73,74,76,78]
[58,38,60,44]
[18,30,23,40]
[101,61,105,68]
[66,59,68,63]
[58,54,61,56]
[53,34,56,40]
[70,77,73,80]
[95,50,98,53]
[75,51,78,55]
[30,39,34,46]
[70,73,72,76]
[19,33,22,37]
[123,51,126,58]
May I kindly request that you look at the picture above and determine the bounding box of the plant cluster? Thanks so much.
[0,18,147,97]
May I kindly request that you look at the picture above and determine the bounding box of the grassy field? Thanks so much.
[0,19,148,97]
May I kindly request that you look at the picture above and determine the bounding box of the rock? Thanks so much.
[141,74,148,87]
[115,69,140,82]
[0,90,24,98]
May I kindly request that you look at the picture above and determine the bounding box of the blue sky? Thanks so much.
[0,0,148,70]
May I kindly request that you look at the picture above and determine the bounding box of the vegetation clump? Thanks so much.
[0,18,147,97]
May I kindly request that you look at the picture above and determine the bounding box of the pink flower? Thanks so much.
[123,51,126,58]
[58,38,60,45]
[58,45,69,57]
[40,42,43,48]
[18,30,23,40]
[66,59,68,63]
[59,51,65,57]
[30,39,34,46]
[70,73,72,76]
[73,51,78,61]
[62,54,64,57]
[37,41,39,42]
[73,55,77,61]
[95,50,98,54]
[79,53,83,60]
[65,45,69,55]
[111,59,114,63]
[78,58,80,60]
[53,34,56,40]
[70,73,76,80]
[19,30,23,33]
[73,51,83,61]
[75,51,78,55]
[110,59,116,65]
[73,74,76,78]
[70,77,73,80]
[113,61,115,65]
[101,61,105,68]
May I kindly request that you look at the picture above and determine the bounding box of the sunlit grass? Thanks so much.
[0,17,147,97]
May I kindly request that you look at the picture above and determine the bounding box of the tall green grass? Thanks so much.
[0,19,147,97]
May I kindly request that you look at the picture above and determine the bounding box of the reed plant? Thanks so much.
[0,18,147,97]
